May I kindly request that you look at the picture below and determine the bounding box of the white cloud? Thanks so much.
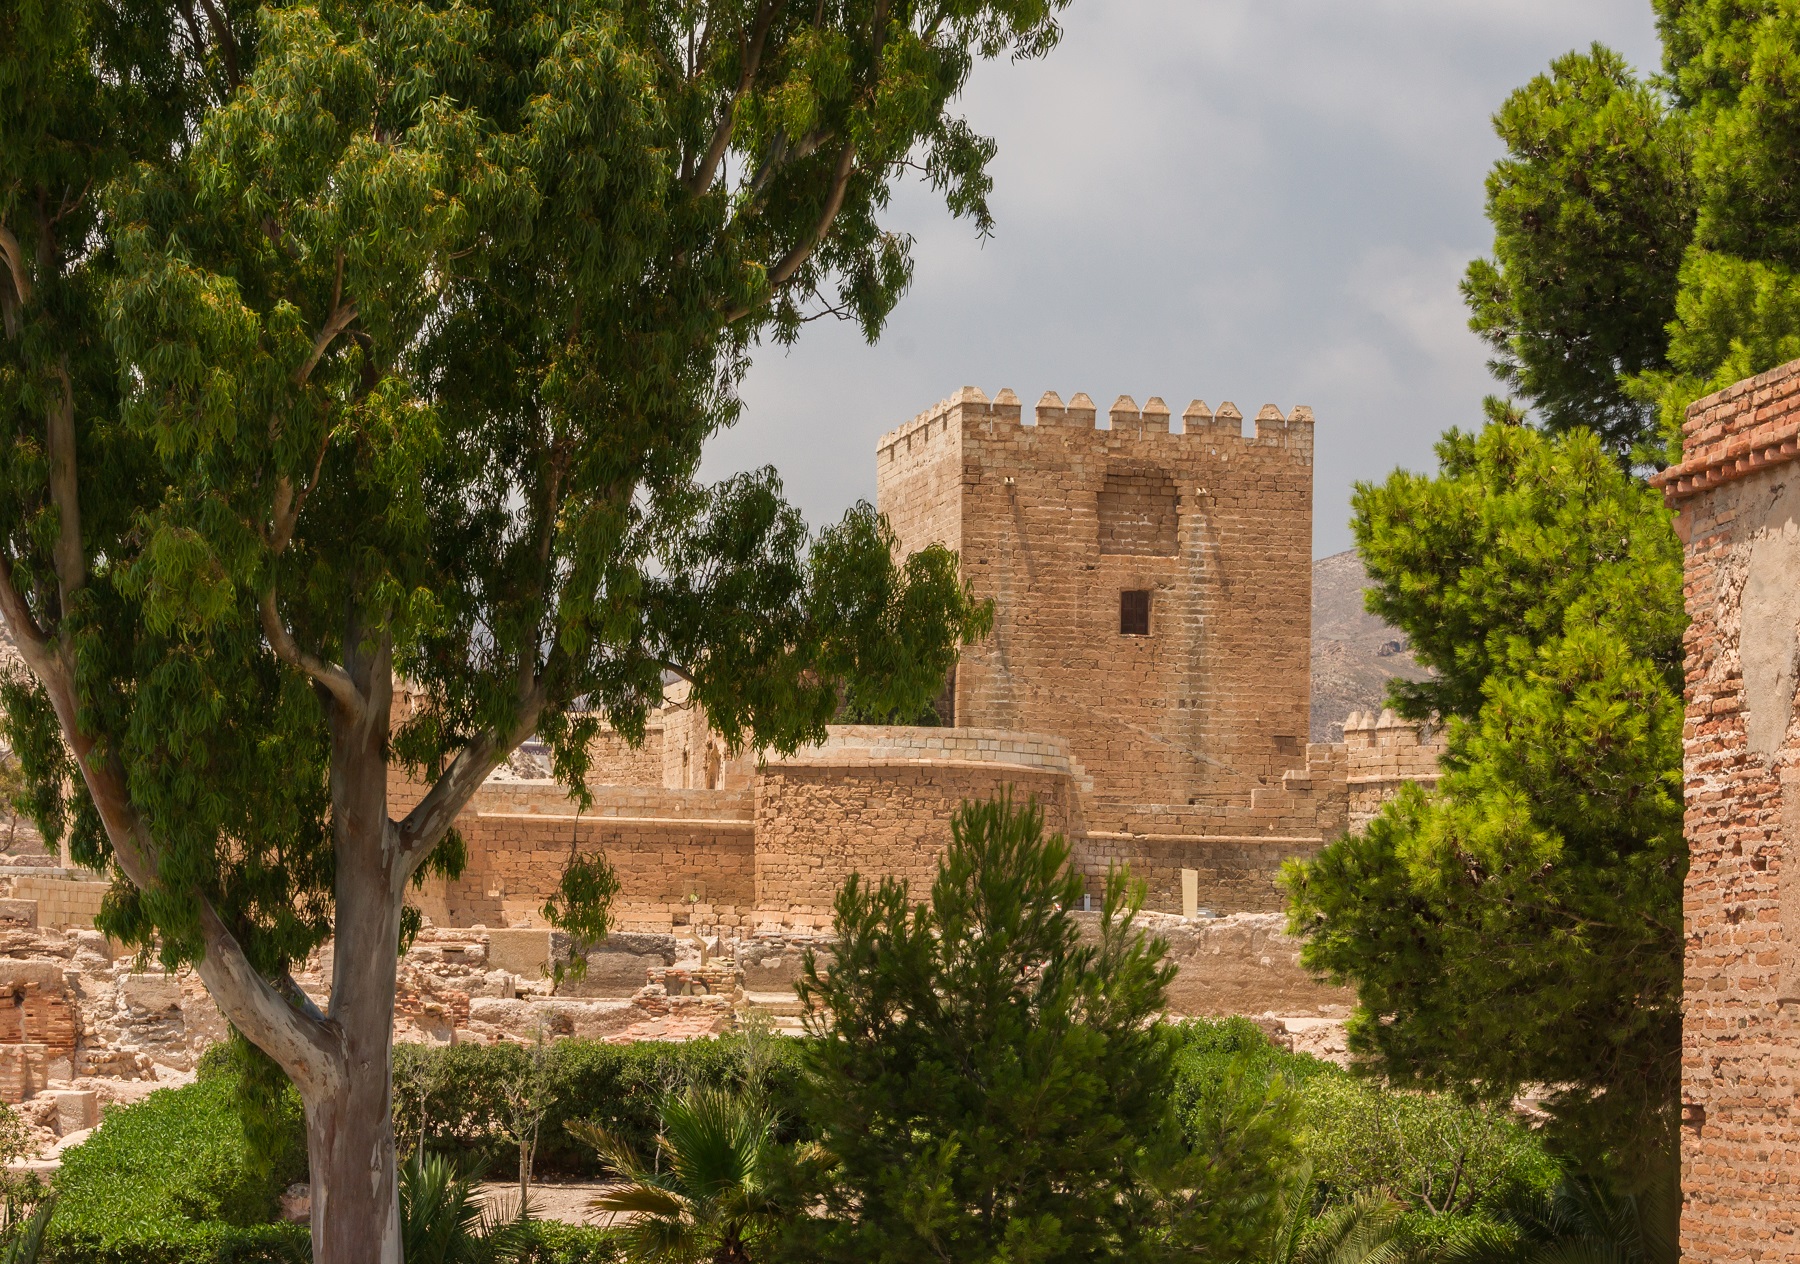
[704,0,1663,556]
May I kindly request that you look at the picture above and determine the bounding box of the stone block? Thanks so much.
[121,972,181,1013]
[48,1089,96,1134]
[0,900,37,928]
[483,929,550,978]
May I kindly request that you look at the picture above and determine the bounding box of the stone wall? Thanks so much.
[1650,356,1800,1261]
[9,874,107,930]
[876,387,1313,809]
[409,782,757,932]
[1343,709,1445,832]
[754,727,1078,927]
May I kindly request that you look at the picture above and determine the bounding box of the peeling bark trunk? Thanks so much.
[306,683,406,1263]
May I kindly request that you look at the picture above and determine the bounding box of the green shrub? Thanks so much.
[1298,1072,1558,1216]
[48,1071,305,1256]
[1171,1016,1558,1232]
[42,1223,309,1264]
[516,1224,620,1264]
[395,1033,806,1177]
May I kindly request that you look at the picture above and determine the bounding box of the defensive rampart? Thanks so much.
[877,387,1313,810]
[1651,355,1800,1260]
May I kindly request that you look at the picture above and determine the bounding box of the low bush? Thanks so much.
[516,1224,620,1263]
[395,1031,806,1177]
[46,1058,306,1262]
[1172,1017,1558,1240]
[42,1224,309,1264]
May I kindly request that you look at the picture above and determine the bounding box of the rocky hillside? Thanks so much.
[1310,550,1432,742]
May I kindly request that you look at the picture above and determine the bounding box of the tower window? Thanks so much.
[1120,590,1151,636]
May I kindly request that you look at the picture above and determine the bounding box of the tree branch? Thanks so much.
[0,224,30,310]
[394,685,545,868]
[196,902,342,1098]
[294,296,357,392]
[1,544,339,1092]
[193,0,242,90]
[684,0,781,198]
[260,588,367,721]
[725,139,858,322]
[47,359,82,629]
[0,556,61,702]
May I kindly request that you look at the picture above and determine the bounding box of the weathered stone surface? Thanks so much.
[1649,354,1800,1259]
[483,929,550,978]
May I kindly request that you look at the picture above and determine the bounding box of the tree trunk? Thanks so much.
[305,694,407,1263]
[305,1032,401,1263]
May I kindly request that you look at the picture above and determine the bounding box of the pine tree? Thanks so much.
[1285,421,1686,1192]
[792,795,1190,1263]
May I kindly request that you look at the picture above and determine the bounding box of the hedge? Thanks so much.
[47,1065,306,1260]
[395,1031,807,1177]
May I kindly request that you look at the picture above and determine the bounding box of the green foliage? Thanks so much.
[49,1071,305,1250]
[40,1224,310,1264]
[514,1224,621,1264]
[1462,44,1692,458]
[1167,1017,1310,1259]
[399,1150,533,1264]
[792,793,1188,1264]
[808,505,994,724]
[1468,4,1800,455]
[0,0,1041,984]
[1299,1077,1556,1218]
[1288,422,1686,1190]
[1348,421,1683,725]
[573,1087,787,1264]
[393,1033,805,1178]
[1170,1018,1555,1243]
[200,1034,304,1189]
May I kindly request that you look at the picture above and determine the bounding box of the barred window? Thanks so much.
[1120,590,1151,636]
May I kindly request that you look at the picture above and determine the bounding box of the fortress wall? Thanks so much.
[8,874,107,930]
[1343,710,1445,831]
[754,729,1076,926]
[875,391,967,570]
[1072,834,1320,914]
[410,783,757,932]
[877,388,1312,810]
[1652,356,1800,1260]
[584,717,665,787]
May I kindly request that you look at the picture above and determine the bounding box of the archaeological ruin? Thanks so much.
[1654,357,1800,1257]
[0,386,1446,1149]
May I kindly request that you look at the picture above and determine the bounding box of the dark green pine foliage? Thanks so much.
[1463,6,1800,457]
[793,794,1214,1264]
[1284,421,1686,1193]
[1461,45,1693,461]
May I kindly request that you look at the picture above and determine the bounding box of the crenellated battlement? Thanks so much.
[877,386,1316,465]
[876,381,1314,815]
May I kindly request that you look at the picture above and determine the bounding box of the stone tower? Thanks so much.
[875,386,1314,810]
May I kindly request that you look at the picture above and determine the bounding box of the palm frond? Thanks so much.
[0,1195,55,1264]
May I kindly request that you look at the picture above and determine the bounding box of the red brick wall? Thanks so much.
[1654,357,1800,1261]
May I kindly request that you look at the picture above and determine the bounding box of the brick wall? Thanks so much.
[876,387,1313,808]
[1650,356,1800,1261]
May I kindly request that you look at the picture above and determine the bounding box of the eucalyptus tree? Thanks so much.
[0,0,1052,1257]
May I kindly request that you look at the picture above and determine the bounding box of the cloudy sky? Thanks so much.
[700,0,1665,558]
